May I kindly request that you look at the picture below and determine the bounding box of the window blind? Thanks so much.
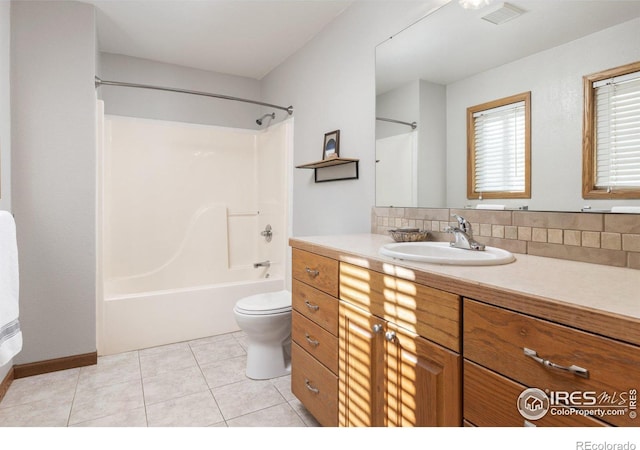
[594,71,640,190]
[473,100,525,193]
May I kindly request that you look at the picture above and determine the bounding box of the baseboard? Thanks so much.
[0,366,14,403]
[13,352,97,379]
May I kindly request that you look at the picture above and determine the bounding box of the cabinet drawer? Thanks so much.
[292,310,338,374]
[464,360,608,427]
[292,249,339,297]
[292,279,338,335]
[464,298,639,427]
[291,342,338,427]
[340,263,461,352]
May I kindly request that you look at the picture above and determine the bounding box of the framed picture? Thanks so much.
[323,130,340,160]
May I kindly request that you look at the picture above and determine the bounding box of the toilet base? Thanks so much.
[245,339,291,380]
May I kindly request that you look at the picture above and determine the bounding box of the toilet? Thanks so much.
[233,290,292,380]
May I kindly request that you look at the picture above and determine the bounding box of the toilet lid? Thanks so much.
[235,290,291,315]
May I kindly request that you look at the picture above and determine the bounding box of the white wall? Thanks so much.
[0,0,11,380]
[99,53,264,130]
[417,80,446,207]
[376,80,419,140]
[0,1,10,212]
[375,78,447,207]
[446,17,640,211]
[262,1,446,236]
[11,1,97,364]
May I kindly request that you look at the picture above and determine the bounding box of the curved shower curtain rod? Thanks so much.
[376,117,417,130]
[94,76,294,115]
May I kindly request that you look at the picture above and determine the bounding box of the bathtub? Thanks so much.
[99,277,284,356]
[97,114,292,356]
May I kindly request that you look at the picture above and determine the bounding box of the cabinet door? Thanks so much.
[386,322,461,427]
[338,301,386,427]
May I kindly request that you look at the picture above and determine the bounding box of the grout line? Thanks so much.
[137,350,149,427]
[65,366,82,427]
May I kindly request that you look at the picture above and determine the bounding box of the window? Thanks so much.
[583,61,640,199]
[467,92,531,199]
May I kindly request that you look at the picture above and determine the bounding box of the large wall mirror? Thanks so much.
[375,0,640,211]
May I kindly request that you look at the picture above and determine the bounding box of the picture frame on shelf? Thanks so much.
[323,130,340,160]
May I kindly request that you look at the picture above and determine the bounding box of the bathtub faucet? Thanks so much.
[253,260,271,268]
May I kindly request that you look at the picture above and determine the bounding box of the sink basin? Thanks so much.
[379,241,515,266]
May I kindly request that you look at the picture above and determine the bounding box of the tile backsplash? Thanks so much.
[372,207,640,270]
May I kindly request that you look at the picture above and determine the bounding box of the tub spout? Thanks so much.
[253,260,271,268]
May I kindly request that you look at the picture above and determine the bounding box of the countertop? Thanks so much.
[289,233,640,346]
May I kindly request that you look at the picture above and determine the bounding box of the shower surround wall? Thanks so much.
[99,115,290,355]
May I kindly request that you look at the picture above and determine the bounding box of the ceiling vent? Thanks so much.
[481,2,525,25]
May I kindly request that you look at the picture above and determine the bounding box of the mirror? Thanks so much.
[375,0,640,211]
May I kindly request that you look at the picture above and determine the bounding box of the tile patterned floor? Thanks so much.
[0,331,319,427]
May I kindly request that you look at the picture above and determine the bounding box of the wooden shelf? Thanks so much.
[295,157,359,169]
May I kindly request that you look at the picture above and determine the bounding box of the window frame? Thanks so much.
[466,91,531,200]
[583,60,640,199]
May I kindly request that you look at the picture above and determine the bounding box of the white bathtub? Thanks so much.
[96,114,292,356]
[100,277,284,356]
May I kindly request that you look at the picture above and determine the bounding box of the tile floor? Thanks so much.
[0,331,320,427]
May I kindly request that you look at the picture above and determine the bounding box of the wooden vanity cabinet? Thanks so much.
[291,249,339,426]
[290,237,640,429]
[339,263,462,427]
[463,298,640,427]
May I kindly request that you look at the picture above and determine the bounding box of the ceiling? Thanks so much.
[85,0,353,80]
[376,0,640,94]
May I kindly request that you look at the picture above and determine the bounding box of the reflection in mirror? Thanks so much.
[375,0,640,211]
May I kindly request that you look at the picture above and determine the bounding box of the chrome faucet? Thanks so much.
[445,214,486,251]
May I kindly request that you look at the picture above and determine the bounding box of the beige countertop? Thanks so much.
[289,233,640,346]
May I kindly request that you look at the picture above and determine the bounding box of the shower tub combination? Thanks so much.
[97,111,292,355]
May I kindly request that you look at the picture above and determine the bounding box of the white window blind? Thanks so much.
[594,71,640,190]
[473,101,525,193]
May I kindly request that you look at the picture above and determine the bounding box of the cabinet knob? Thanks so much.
[305,267,320,278]
[372,324,384,334]
[385,331,396,342]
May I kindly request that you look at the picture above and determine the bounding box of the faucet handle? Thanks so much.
[452,214,471,234]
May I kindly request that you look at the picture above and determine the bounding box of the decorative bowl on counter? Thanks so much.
[388,228,430,242]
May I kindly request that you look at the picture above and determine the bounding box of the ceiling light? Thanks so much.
[459,0,492,10]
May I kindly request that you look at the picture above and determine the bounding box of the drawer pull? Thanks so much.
[305,379,320,394]
[372,324,384,334]
[524,347,589,379]
[305,333,319,347]
[305,267,320,278]
[304,300,320,311]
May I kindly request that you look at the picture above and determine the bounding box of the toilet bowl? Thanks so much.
[233,290,292,380]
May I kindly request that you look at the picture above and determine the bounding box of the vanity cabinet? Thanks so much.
[463,298,640,427]
[290,235,640,429]
[338,263,462,427]
[290,249,340,427]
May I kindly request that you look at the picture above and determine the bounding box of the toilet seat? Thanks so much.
[234,290,291,316]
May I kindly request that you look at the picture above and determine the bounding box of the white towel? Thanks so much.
[611,206,640,213]
[476,204,506,210]
[0,211,22,366]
